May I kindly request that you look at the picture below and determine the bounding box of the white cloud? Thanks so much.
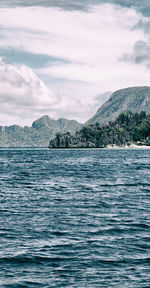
[0,59,97,125]
[0,59,61,124]
[0,4,144,64]
[0,5,148,86]
[0,4,150,124]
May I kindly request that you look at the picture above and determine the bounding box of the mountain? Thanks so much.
[0,116,82,147]
[49,111,150,148]
[87,86,150,125]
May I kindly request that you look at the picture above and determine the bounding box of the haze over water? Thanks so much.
[0,148,150,287]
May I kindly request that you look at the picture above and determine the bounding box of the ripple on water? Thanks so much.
[0,149,150,287]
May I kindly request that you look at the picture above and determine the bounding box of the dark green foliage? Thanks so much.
[56,132,63,138]
[81,126,96,138]
[49,111,150,148]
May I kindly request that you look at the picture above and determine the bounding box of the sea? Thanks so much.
[0,148,150,288]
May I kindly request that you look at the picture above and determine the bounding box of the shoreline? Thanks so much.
[49,144,150,149]
[106,144,150,149]
[0,144,150,150]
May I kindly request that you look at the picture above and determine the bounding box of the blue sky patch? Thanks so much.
[0,48,69,68]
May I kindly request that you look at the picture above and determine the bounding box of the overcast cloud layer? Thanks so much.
[0,0,150,125]
[1,0,150,16]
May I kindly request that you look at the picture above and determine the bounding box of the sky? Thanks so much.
[0,0,150,126]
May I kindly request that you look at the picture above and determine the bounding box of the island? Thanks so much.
[49,111,150,148]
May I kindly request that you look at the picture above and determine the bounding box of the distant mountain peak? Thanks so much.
[0,115,81,147]
[87,86,150,125]
[32,115,56,129]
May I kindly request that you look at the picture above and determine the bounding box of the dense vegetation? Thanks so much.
[49,111,150,148]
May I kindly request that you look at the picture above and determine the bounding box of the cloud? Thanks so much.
[0,3,150,125]
[0,59,98,125]
[103,0,150,17]
[0,59,61,122]
[0,0,92,11]
[0,5,144,86]
[121,17,150,68]
[0,0,150,17]
[122,40,150,67]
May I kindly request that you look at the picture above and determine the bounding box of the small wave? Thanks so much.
[3,281,44,288]
[52,231,68,236]
[0,255,72,265]
[130,223,150,229]
[0,149,150,286]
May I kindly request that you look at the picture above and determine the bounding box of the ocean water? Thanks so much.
[0,148,150,288]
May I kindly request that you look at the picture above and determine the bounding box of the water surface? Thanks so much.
[0,148,150,287]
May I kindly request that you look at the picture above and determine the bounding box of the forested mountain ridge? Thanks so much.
[1,86,150,147]
[49,111,150,148]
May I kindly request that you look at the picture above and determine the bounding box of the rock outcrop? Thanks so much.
[49,111,150,148]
